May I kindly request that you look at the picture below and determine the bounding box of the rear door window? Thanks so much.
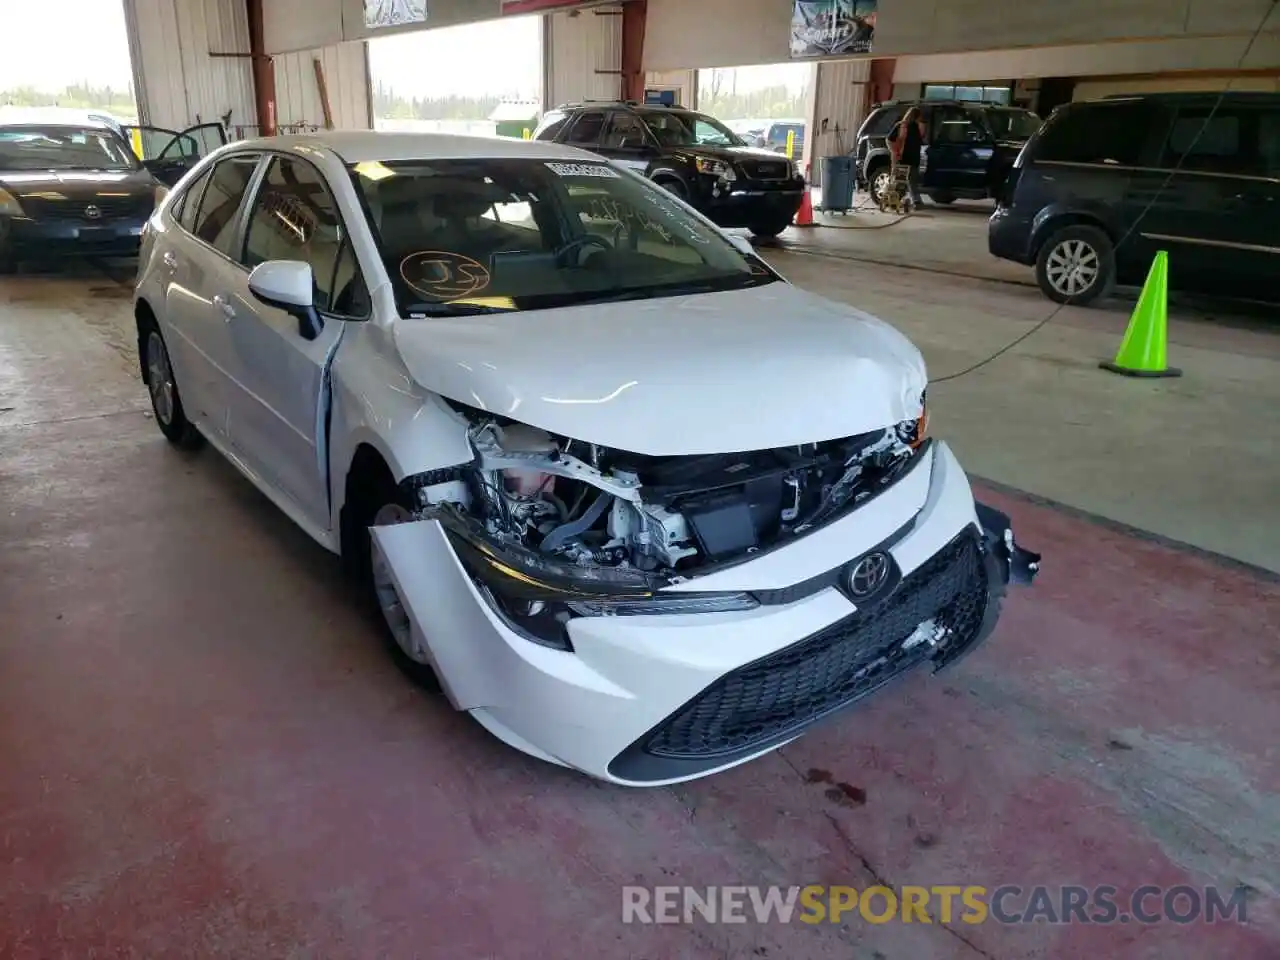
[564,111,606,147]
[175,167,213,232]
[1033,102,1158,167]
[191,154,260,257]
[1160,106,1262,177]
[932,106,987,144]
[601,111,650,149]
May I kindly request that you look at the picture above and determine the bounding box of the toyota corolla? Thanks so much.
[133,132,1039,786]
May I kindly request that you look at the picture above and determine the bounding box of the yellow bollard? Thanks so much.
[786,129,796,160]
[130,127,144,159]
[523,128,532,140]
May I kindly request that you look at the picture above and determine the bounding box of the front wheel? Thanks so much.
[749,216,793,239]
[654,177,688,201]
[868,164,891,208]
[141,321,203,449]
[1035,224,1115,306]
[348,476,440,690]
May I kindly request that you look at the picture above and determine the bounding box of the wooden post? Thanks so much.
[313,58,334,130]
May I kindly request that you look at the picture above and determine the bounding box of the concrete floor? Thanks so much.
[1,253,1278,959]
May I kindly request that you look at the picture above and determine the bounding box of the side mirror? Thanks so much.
[248,260,322,340]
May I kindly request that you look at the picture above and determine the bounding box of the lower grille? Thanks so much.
[644,530,989,760]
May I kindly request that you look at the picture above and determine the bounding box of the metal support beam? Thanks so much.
[246,0,277,136]
[621,0,648,102]
[868,58,896,107]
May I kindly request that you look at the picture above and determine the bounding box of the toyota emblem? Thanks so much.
[846,552,891,599]
[84,204,102,220]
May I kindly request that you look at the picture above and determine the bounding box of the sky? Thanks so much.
[1,0,135,91]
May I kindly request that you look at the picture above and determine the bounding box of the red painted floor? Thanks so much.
[2,398,1276,959]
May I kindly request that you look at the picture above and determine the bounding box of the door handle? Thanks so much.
[212,294,236,320]
[162,251,178,271]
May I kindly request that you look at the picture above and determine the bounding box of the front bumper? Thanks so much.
[372,441,1039,786]
[987,207,1036,265]
[693,178,806,228]
[0,216,145,258]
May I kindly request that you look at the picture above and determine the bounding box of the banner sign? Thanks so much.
[363,0,427,29]
[790,0,877,59]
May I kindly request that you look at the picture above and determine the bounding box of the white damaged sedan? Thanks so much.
[134,132,1039,785]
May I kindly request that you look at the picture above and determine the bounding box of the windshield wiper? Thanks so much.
[403,301,516,317]
[569,276,765,306]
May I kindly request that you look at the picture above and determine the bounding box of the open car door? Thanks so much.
[125,122,228,187]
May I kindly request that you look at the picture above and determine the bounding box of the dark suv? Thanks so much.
[534,101,806,238]
[854,99,1042,205]
[989,92,1280,305]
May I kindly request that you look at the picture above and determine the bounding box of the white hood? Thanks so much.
[392,283,927,456]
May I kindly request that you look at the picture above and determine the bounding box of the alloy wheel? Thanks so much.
[1044,239,1100,298]
[145,331,175,426]
[371,503,426,663]
[873,170,891,201]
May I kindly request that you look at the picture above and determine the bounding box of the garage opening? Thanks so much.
[696,63,813,161]
[368,15,543,137]
[0,0,137,124]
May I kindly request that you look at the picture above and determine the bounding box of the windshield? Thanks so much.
[986,109,1042,140]
[0,125,138,171]
[639,111,745,148]
[349,157,775,317]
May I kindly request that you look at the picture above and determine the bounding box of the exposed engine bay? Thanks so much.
[407,403,927,584]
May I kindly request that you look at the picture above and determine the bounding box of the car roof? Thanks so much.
[871,99,1009,111]
[1086,91,1280,105]
[228,130,609,163]
[556,101,695,113]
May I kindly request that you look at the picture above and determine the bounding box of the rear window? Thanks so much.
[1033,102,1158,166]
[533,110,568,141]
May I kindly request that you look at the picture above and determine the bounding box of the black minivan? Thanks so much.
[989,92,1280,305]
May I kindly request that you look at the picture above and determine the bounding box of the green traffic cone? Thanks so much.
[1100,250,1182,378]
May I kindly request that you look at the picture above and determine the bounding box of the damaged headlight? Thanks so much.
[896,391,929,450]
[440,505,758,649]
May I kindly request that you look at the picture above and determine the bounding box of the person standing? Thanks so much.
[889,107,926,207]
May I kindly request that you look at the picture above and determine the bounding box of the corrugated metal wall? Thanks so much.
[124,0,257,131]
[274,42,372,130]
[544,4,623,107]
[808,59,869,184]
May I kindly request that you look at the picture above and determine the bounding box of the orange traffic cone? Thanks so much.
[794,184,815,228]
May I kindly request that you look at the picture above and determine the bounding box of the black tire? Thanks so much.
[1035,224,1115,306]
[749,217,792,239]
[344,468,440,690]
[867,161,891,207]
[139,315,203,449]
[928,192,955,205]
[654,176,688,201]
